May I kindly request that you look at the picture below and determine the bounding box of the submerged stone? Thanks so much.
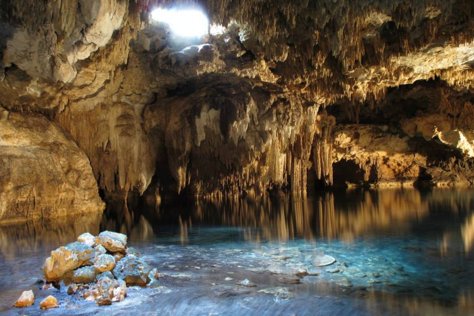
[96,231,127,253]
[14,290,34,308]
[313,255,336,267]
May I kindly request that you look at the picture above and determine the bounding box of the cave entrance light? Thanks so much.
[150,7,209,38]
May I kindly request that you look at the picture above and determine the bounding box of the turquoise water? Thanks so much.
[0,189,473,315]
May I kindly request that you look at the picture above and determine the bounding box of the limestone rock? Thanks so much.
[0,109,105,223]
[40,295,58,310]
[14,290,34,308]
[43,242,94,281]
[113,255,152,286]
[94,254,116,273]
[95,231,127,253]
[71,266,96,284]
[77,232,96,247]
[94,244,107,256]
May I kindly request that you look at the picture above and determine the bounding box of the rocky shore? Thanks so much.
[14,231,158,309]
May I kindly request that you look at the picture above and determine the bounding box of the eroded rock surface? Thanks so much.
[0,108,104,223]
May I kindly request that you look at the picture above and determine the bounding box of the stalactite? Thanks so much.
[313,112,336,186]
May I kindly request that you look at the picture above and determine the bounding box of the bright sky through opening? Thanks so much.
[150,8,209,38]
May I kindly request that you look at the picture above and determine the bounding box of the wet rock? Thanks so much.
[113,255,151,286]
[71,266,96,284]
[327,268,340,273]
[114,253,125,262]
[94,254,116,273]
[78,232,96,247]
[94,244,107,256]
[84,277,127,305]
[67,284,78,295]
[313,255,336,267]
[97,271,115,280]
[258,287,293,300]
[40,295,58,310]
[277,276,301,284]
[96,231,127,253]
[43,242,94,281]
[238,279,257,287]
[14,290,34,307]
[126,247,140,257]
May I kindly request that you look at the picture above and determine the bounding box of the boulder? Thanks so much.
[40,295,58,310]
[113,255,152,286]
[43,242,94,281]
[95,231,127,253]
[94,254,116,273]
[14,290,34,307]
[71,266,96,284]
[77,232,96,247]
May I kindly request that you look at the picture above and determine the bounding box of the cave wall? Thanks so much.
[0,0,473,220]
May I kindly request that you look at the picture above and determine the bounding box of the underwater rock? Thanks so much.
[39,295,58,310]
[96,231,127,253]
[313,255,336,267]
[113,255,152,286]
[13,290,34,307]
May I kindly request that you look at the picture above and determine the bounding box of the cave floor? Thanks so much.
[0,189,473,316]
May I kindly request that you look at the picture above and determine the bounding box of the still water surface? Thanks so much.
[0,189,473,315]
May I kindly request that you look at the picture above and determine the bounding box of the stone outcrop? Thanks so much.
[0,108,104,224]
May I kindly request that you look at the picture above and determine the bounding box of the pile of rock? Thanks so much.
[14,231,158,308]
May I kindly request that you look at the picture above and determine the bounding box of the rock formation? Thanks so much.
[0,0,473,219]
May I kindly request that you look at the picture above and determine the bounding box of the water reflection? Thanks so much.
[462,214,474,254]
[0,189,473,315]
[0,213,102,259]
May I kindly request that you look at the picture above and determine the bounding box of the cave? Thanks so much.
[0,0,473,314]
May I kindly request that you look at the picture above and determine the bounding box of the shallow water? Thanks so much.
[0,189,473,315]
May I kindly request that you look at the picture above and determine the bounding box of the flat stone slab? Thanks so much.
[313,255,336,267]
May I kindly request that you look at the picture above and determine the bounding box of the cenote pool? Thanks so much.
[0,188,473,315]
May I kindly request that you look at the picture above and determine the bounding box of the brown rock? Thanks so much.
[43,242,94,281]
[78,232,96,247]
[0,109,105,224]
[94,254,116,273]
[95,231,127,253]
[40,295,58,310]
[14,290,34,307]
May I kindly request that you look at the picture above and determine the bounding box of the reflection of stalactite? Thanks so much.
[462,214,474,254]
[313,112,336,186]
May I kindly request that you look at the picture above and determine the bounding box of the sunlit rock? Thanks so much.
[43,242,94,281]
[78,232,96,247]
[13,290,34,308]
[94,254,116,273]
[39,295,58,310]
[95,231,127,253]
[113,255,152,286]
